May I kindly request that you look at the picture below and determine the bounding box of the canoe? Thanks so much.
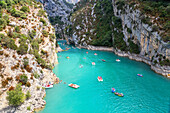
[114,92,124,97]
[137,74,143,77]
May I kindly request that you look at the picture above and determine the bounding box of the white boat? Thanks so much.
[68,83,80,89]
[42,84,53,89]
[116,59,120,62]
[92,62,96,65]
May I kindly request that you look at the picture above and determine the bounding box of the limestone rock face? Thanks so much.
[67,0,169,76]
[37,0,73,38]
[0,1,59,112]
[112,0,169,76]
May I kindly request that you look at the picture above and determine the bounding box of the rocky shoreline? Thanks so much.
[77,45,170,78]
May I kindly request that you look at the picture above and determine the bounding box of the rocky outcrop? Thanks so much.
[0,1,59,112]
[112,0,170,77]
[37,0,73,38]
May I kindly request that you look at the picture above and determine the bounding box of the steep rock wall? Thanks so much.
[67,0,170,77]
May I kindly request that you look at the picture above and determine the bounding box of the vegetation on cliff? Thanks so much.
[0,0,58,111]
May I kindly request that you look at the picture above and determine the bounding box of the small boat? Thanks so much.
[97,76,103,82]
[94,53,97,55]
[101,59,106,62]
[66,56,70,59]
[92,62,96,65]
[137,74,143,77]
[114,92,124,97]
[86,52,88,54]
[116,59,120,62]
[42,84,53,89]
[111,88,116,93]
[79,64,83,68]
[68,83,80,89]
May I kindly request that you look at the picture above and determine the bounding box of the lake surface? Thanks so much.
[39,40,170,113]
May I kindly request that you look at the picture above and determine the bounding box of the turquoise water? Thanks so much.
[39,40,170,113]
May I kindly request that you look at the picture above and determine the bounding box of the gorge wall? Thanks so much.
[65,0,170,77]
[0,0,58,112]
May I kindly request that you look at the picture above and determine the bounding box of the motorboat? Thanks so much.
[68,83,80,89]
[92,62,95,65]
[116,59,120,62]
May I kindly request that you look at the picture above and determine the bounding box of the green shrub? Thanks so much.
[0,1,7,9]
[28,30,36,39]
[20,6,30,12]
[37,57,46,66]
[15,26,20,33]
[10,8,27,19]
[0,18,7,31]
[154,60,157,64]
[152,25,159,32]
[26,91,31,99]
[23,59,29,67]
[20,74,28,85]
[27,106,31,110]
[128,39,140,54]
[1,37,17,50]
[116,0,125,10]
[160,59,170,66]
[49,34,55,42]
[40,18,47,26]
[36,86,40,90]
[31,39,39,50]
[3,14,9,24]
[33,72,40,79]
[127,28,132,34]
[17,42,28,55]
[12,32,20,39]
[42,30,48,37]
[163,21,170,31]
[113,32,127,51]
[32,49,40,59]
[37,9,45,17]
[6,83,25,106]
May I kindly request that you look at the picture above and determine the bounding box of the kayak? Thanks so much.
[137,74,143,77]
[68,83,80,89]
[97,76,103,82]
[114,92,124,97]
[111,88,116,93]
[102,59,106,62]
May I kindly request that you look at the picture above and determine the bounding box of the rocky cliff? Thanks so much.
[37,0,73,38]
[0,0,59,112]
[66,0,170,77]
